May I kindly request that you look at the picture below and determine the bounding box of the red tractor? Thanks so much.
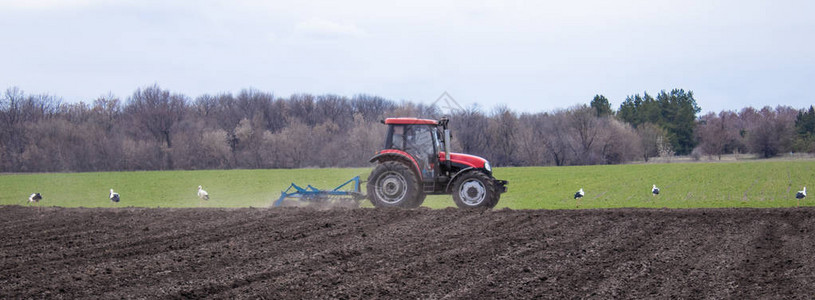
[367,117,508,208]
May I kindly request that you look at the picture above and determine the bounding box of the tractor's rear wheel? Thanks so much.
[367,161,423,208]
[452,171,498,209]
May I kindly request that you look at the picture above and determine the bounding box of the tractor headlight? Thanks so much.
[484,161,492,172]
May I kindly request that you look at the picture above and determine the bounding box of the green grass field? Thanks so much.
[2,160,813,209]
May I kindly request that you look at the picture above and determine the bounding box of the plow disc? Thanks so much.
[274,176,365,208]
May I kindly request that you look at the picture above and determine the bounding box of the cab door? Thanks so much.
[403,125,439,181]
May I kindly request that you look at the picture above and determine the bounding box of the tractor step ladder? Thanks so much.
[423,181,436,193]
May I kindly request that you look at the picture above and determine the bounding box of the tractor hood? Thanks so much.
[439,152,491,171]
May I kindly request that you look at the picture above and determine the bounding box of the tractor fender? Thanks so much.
[369,151,423,180]
[445,167,489,193]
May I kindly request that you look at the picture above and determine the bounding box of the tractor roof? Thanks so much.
[384,118,438,125]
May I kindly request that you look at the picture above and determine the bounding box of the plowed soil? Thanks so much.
[2,206,815,299]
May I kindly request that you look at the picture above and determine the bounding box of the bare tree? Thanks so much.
[351,95,395,122]
[597,117,642,164]
[91,94,121,133]
[540,110,573,166]
[696,111,743,159]
[316,95,353,129]
[288,94,318,126]
[566,105,600,165]
[194,94,217,119]
[745,106,797,157]
[657,136,675,161]
[450,104,489,158]
[696,112,726,159]
[263,120,313,168]
[514,113,548,165]
[200,129,232,168]
[333,113,386,167]
[486,105,518,166]
[0,88,61,171]
[636,123,667,162]
[125,85,187,169]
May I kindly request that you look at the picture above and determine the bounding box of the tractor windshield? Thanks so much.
[404,125,434,158]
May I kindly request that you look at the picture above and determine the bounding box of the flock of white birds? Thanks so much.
[22,184,809,208]
[25,185,211,208]
[572,185,806,206]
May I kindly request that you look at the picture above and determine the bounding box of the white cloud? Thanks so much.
[294,18,367,38]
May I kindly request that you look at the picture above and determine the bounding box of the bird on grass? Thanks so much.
[29,193,42,203]
[652,184,660,196]
[28,193,42,212]
[109,189,120,204]
[796,187,806,207]
[197,185,209,206]
[574,188,584,207]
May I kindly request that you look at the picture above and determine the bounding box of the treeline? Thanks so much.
[1,85,813,172]
[696,106,815,158]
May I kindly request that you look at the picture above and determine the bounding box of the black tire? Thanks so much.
[415,192,427,207]
[367,161,423,208]
[452,171,498,209]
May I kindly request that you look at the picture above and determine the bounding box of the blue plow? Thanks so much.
[273,176,365,208]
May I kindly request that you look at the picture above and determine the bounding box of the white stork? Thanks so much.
[796,187,806,207]
[28,192,42,203]
[28,193,42,212]
[574,188,584,207]
[197,185,209,205]
[574,188,584,200]
[652,184,660,196]
[109,189,120,204]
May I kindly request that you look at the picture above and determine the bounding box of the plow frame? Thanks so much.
[273,176,364,207]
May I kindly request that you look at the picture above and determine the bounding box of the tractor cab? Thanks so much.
[384,118,444,180]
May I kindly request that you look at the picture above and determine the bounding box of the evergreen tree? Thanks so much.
[616,89,700,155]
[617,92,658,127]
[656,89,700,155]
[640,92,661,125]
[794,106,815,152]
[617,95,638,125]
[590,95,612,117]
[795,106,815,137]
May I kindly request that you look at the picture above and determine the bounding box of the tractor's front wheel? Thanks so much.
[367,161,423,208]
[452,171,499,209]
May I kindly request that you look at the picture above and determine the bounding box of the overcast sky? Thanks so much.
[1,0,813,114]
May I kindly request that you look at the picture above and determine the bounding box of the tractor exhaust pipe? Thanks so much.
[444,128,451,162]
[439,117,452,173]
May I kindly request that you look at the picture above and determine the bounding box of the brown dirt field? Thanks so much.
[2,205,815,299]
